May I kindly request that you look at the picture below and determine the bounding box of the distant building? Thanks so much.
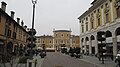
[35,35,53,50]
[78,0,120,57]
[71,35,80,48]
[53,29,71,51]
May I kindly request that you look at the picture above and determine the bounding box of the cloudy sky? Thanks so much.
[2,0,93,36]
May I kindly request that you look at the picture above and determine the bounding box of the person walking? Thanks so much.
[115,56,120,67]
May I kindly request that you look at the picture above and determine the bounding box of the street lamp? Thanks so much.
[30,0,37,58]
[31,0,37,30]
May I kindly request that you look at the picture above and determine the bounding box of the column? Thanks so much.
[110,0,114,22]
[89,40,92,55]
[112,36,117,58]
[101,7,104,26]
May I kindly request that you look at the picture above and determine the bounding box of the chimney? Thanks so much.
[11,11,15,19]
[24,25,27,30]
[17,18,20,24]
[21,20,24,26]
[1,1,7,12]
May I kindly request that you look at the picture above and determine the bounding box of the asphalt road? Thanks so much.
[41,52,101,67]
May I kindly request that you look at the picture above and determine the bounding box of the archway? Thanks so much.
[105,30,113,56]
[6,42,13,53]
[115,27,120,51]
[0,40,4,54]
[90,35,95,54]
[81,38,84,53]
[85,37,89,55]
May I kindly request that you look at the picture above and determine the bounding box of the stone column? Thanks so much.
[110,0,114,22]
[89,40,92,55]
[112,37,117,59]
[84,41,87,54]
[101,6,104,26]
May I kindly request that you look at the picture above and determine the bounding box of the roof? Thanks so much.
[0,8,28,33]
[53,30,71,32]
[78,0,106,21]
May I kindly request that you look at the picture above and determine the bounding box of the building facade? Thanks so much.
[78,0,120,57]
[35,35,53,50]
[36,32,80,52]
[53,29,71,51]
[71,35,80,48]
[0,1,29,55]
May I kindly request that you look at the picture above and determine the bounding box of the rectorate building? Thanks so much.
[78,0,120,57]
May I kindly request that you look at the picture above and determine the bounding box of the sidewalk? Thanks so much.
[79,55,117,67]
[0,55,44,67]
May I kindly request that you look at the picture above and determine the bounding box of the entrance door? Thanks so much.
[92,47,95,54]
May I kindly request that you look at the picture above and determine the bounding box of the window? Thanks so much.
[98,18,100,26]
[8,30,11,37]
[61,34,64,37]
[86,17,88,21]
[50,41,51,43]
[116,8,120,18]
[4,28,8,36]
[86,22,88,31]
[105,3,108,8]
[38,40,40,43]
[61,40,63,43]
[73,41,75,43]
[106,13,109,23]
[91,22,94,29]
[67,34,69,37]
[12,32,16,39]
[82,25,84,33]
[56,40,57,44]
[56,34,57,37]
[90,13,94,29]
[67,40,69,43]
[43,41,44,43]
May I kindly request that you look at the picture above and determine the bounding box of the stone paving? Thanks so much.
[41,52,101,67]
[79,55,117,67]
[0,52,118,67]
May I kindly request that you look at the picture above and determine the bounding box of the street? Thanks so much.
[41,52,101,67]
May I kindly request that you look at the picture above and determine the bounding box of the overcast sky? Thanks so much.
[2,0,93,36]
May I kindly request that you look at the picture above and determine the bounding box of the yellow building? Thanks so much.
[71,35,80,48]
[53,29,71,51]
[78,0,120,57]
[35,35,53,50]
[0,1,29,54]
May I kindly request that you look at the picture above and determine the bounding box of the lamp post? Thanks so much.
[30,0,37,58]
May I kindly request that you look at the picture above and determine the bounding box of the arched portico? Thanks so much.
[105,30,113,56]
[116,27,120,51]
[90,35,95,54]
[81,38,84,53]
[85,37,89,55]
[6,42,13,53]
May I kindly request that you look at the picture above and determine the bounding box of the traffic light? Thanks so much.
[27,29,37,48]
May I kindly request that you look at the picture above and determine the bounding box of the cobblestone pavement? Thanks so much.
[41,52,101,67]
[79,55,117,67]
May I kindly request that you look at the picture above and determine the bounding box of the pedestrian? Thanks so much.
[115,56,120,67]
